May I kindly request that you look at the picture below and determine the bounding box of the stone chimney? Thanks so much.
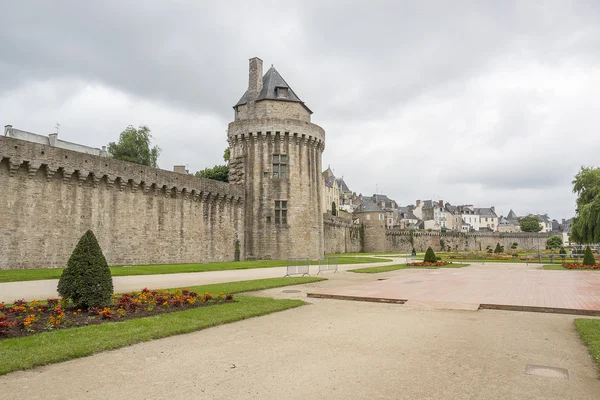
[173,165,188,174]
[439,200,444,207]
[491,206,495,213]
[4,124,12,136]
[416,200,421,207]
[48,133,58,146]
[247,57,263,102]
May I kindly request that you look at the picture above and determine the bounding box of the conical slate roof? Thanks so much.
[507,209,518,220]
[235,66,312,113]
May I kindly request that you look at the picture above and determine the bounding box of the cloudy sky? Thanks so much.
[2,1,599,220]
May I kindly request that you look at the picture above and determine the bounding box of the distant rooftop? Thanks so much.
[4,125,108,157]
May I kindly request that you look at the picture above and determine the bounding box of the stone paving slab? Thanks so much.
[307,268,600,315]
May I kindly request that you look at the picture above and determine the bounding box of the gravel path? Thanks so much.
[1,274,599,399]
[0,257,406,303]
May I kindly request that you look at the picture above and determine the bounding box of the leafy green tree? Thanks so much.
[583,245,596,266]
[546,235,563,250]
[195,165,229,182]
[494,243,502,253]
[195,147,230,182]
[559,247,567,255]
[520,215,542,232]
[107,125,161,167]
[57,230,113,308]
[423,247,437,263]
[571,167,600,244]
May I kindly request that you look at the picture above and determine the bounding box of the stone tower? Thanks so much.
[228,57,325,260]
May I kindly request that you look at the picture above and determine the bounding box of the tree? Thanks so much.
[583,245,596,266]
[423,247,437,263]
[546,235,563,250]
[195,165,229,182]
[494,243,503,253]
[195,147,230,183]
[571,167,600,244]
[108,125,161,167]
[520,215,542,232]
[331,202,337,216]
[559,247,567,255]
[57,230,113,308]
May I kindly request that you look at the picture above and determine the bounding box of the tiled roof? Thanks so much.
[235,66,312,113]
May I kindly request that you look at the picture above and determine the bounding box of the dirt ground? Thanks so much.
[1,273,599,400]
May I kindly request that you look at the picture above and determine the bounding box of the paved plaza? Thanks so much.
[308,264,600,315]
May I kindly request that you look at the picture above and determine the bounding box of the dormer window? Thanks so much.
[276,87,288,98]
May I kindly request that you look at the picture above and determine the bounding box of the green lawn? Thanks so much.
[0,257,389,283]
[0,277,322,375]
[574,319,600,374]
[182,277,326,294]
[327,252,409,257]
[349,263,469,273]
[543,264,600,271]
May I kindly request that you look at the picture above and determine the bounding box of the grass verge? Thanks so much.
[349,263,470,273]
[543,265,600,271]
[0,277,323,375]
[182,277,326,294]
[0,257,388,283]
[574,319,600,374]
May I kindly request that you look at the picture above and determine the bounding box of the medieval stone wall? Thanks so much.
[383,229,553,253]
[0,136,245,269]
[323,213,362,255]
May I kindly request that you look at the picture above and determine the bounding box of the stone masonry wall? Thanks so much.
[323,213,362,254]
[0,136,245,269]
[383,229,553,253]
[228,115,325,260]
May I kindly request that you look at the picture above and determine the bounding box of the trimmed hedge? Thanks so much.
[57,230,114,308]
[423,247,437,263]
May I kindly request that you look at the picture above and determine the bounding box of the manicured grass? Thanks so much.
[0,296,302,375]
[574,319,600,374]
[0,257,389,283]
[328,252,409,257]
[349,263,469,273]
[0,277,323,375]
[543,264,600,271]
[543,265,569,270]
[182,277,326,294]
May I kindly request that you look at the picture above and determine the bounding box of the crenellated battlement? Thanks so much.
[0,135,246,269]
[228,118,325,152]
[386,229,554,240]
[0,135,244,204]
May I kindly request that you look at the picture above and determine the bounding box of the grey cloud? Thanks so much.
[2,0,600,219]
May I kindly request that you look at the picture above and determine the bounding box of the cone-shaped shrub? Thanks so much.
[58,230,113,308]
[494,243,502,253]
[423,247,437,263]
[559,247,566,255]
[583,246,596,266]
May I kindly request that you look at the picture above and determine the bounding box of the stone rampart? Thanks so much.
[323,213,362,254]
[0,135,245,269]
[384,229,553,253]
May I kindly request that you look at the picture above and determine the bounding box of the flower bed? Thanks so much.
[562,263,600,270]
[0,288,234,339]
[406,261,451,267]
